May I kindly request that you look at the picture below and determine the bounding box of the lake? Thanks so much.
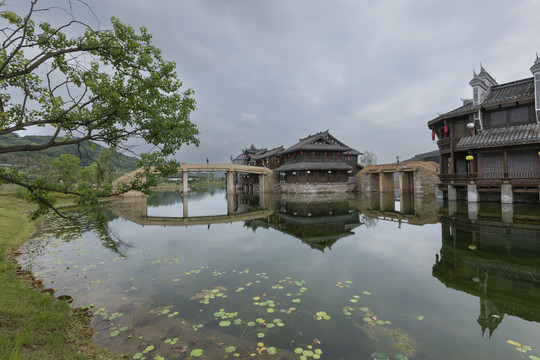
[17,189,540,360]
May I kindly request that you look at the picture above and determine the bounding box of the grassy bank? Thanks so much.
[0,194,117,359]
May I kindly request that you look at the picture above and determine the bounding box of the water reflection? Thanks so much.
[244,193,362,252]
[15,189,540,360]
[433,201,540,338]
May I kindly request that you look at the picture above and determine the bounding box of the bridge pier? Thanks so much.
[226,171,235,194]
[183,171,188,193]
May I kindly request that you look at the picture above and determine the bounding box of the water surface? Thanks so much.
[18,189,540,360]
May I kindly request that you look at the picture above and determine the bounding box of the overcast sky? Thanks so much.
[7,0,540,163]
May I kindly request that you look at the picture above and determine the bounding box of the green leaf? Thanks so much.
[371,353,389,360]
[225,346,236,353]
[267,347,277,355]
[190,349,203,357]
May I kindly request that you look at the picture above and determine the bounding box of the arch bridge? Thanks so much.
[113,163,277,194]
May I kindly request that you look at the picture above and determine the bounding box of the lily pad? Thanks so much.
[133,353,143,359]
[267,347,277,355]
[219,320,231,327]
[143,345,154,353]
[395,355,408,360]
[190,348,203,357]
[225,346,236,353]
[294,347,304,354]
[257,332,265,338]
[110,330,119,337]
[371,353,389,360]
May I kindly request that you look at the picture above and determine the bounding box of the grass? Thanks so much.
[0,193,119,360]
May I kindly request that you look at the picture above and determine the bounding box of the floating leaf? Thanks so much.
[371,353,389,360]
[214,311,226,317]
[267,347,277,355]
[219,320,231,327]
[506,339,522,347]
[247,321,256,326]
[417,315,425,320]
[234,319,243,325]
[190,348,203,357]
[292,298,301,304]
[528,356,540,360]
[110,330,119,337]
[294,347,304,354]
[395,355,408,360]
[257,332,265,338]
[363,317,373,322]
[143,345,154,353]
[225,346,236,353]
[133,353,143,359]
[363,291,372,295]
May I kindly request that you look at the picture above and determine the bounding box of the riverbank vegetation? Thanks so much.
[0,192,117,359]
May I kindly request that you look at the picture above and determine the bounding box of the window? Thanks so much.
[510,107,529,124]
[473,87,479,105]
[490,110,507,126]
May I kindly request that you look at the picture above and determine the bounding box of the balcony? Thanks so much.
[439,171,540,186]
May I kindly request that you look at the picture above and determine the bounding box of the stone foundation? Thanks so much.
[275,183,356,194]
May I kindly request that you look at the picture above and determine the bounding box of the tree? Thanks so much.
[51,153,81,185]
[358,150,378,167]
[0,1,199,218]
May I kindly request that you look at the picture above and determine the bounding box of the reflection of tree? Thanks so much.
[36,209,131,257]
[360,214,379,228]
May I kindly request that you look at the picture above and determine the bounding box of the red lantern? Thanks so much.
[312,151,315,156]
[432,130,436,141]
[337,152,340,156]
[325,151,327,156]
[300,151,303,156]
[444,125,448,134]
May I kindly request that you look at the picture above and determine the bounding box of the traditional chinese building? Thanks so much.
[231,131,362,193]
[427,55,540,203]
[273,130,361,192]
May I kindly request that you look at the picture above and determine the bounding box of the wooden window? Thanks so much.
[509,107,529,124]
[478,152,503,175]
[490,110,506,126]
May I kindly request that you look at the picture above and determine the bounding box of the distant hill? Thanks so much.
[0,134,139,172]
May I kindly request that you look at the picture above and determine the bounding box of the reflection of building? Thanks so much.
[245,194,363,251]
[433,203,540,337]
[428,55,540,203]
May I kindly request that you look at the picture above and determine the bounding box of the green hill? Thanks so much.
[0,133,139,172]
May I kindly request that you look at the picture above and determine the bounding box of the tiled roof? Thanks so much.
[273,161,354,172]
[456,123,540,149]
[250,146,284,160]
[428,77,535,126]
[481,77,535,107]
[280,130,361,155]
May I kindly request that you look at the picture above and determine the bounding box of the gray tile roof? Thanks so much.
[250,146,284,160]
[428,77,535,126]
[481,77,535,107]
[456,123,540,149]
[279,130,361,155]
[273,161,354,172]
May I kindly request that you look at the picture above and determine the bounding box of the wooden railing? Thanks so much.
[439,171,540,184]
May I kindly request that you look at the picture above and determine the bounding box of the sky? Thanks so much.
[6,0,540,164]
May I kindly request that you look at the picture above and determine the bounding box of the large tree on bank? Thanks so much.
[0,0,199,218]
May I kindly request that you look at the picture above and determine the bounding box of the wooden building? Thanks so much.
[428,56,540,203]
[273,130,361,185]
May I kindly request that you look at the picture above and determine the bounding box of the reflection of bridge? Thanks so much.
[356,192,439,226]
[107,194,274,227]
[113,164,276,194]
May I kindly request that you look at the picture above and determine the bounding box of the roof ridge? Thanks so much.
[491,77,534,89]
